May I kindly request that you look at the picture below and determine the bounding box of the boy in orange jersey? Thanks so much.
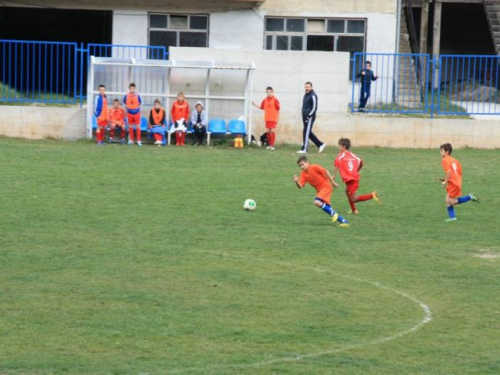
[252,86,280,150]
[440,143,479,222]
[94,84,108,145]
[123,83,143,146]
[333,138,381,214]
[108,99,127,144]
[171,92,190,146]
[294,156,350,228]
[149,99,166,146]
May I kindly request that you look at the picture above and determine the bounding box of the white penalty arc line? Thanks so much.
[168,251,432,374]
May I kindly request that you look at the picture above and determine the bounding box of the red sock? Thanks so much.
[271,132,276,146]
[110,128,115,139]
[154,133,162,142]
[356,194,373,202]
[129,127,135,141]
[349,200,357,211]
[175,132,180,145]
[136,126,141,142]
[182,132,186,145]
[121,128,126,140]
[96,128,103,142]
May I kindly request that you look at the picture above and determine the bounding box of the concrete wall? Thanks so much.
[0,106,86,140]
[112,11,148,46]
[170,47,351,132]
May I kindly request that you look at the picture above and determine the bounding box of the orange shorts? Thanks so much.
[265,121,277,129]
[345,180,359,196]
[316,186,333,205]
[127,113,141,126]
[447,183,461,198]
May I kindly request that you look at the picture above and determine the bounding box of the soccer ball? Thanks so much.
[243,199,257,211]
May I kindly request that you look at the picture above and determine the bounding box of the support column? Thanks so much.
[432,1,442,88]
[420,0,429,54]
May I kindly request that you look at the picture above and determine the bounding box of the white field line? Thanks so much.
[168,251,432,374]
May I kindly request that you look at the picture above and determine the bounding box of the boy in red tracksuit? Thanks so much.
[123,83,143,146]
[171,92,190,146]
[149,99,166,146]
[108,99,127,144]
[253,86,280,150]
[333,138,382,214]
[94,84,108,145]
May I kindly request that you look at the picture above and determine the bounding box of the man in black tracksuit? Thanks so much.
[298,82,325,154]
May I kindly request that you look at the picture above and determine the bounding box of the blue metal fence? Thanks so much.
[351,52,500,116]
[0,40,168,104]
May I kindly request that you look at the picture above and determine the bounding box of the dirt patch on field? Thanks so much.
[475,250,500,260]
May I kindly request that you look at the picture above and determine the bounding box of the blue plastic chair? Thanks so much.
[140,117,148,132]
[228,119,246,135]
[207,118,227,146]
[92,116,97,130]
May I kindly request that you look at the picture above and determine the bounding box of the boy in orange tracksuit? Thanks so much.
[94,84,108,145]
[294,156,349,228]
[252,86,280,150]
[171,92,190,146]
[123,83,143,146]
[149,99,166,146]
[108,99,127,144]
[333,138,381,214]
[440,143,479,222]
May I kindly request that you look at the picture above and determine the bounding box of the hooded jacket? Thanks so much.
[190,101,207,126]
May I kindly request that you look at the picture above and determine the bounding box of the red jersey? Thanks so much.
[171,100,190,123]
[260,96,280,122]
[108,107,126,125]
[299,164,331,193]
[334,151,362,182]
[442,155,462,187]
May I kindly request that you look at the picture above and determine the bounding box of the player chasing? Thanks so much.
[333,138,381,214]
[294,156,350,228]
[439,143,479,222]
[252,86,280,151]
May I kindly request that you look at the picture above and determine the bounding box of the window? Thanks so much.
[149,13,209,51]
[264,17,365,55]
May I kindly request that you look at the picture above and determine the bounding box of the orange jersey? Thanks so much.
[171,100,190,123]
[442,155,462,187]
[260,96,280,122]
[108,107,126,125]
[334,151,362,182]
[299,164,331,193]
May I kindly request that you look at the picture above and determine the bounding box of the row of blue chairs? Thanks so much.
[92,118,246,146]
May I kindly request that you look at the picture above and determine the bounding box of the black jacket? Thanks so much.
[357,69,377,89]
[302,90,318,118]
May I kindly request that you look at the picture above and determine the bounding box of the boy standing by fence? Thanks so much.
[94,84,108,145]
[357,61,378,112]
[123,83,143,146]
[108,99,127,144]
[253,87,280,150]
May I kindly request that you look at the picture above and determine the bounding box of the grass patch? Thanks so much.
[0,139,499,374]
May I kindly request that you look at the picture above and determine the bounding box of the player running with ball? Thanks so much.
[294,156,350,228]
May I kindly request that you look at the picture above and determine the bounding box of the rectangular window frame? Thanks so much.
[148,13,210,49]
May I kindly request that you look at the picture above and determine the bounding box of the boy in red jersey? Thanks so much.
[123,83,143,146]
[440,143,479,222]
[294,156,349,228]
[149,99,166,146]
[108,99,127,144]
[94,84,108,145]
[171,92,190,146]
[252,86,280,150]
[333,138,381,214]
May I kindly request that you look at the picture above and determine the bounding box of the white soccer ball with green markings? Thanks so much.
[243,199,257,211]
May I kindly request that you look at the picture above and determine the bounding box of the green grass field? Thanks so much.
[1,138,499,374]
